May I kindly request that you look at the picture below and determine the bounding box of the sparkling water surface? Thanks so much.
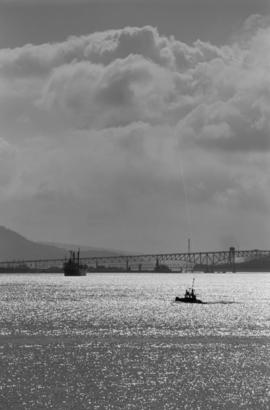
[0,273,269,409]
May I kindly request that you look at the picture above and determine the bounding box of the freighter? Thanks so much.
[63,250,87,276]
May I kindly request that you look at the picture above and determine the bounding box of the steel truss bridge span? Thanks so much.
[0,248,269,273]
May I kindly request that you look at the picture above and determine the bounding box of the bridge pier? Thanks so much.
[229,247,236,273]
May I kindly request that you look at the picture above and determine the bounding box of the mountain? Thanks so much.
[40,241,125,257]
[0,226,66,261]
[0,226,121,261]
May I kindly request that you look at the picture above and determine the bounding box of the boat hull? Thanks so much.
[175,296,203,304]
[64,271,87,276]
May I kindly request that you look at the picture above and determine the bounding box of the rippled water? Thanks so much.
[0,273,269,409]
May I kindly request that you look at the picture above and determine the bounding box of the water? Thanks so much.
[0,273,269,409]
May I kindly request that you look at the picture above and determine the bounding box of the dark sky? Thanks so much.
[0,0,269,48]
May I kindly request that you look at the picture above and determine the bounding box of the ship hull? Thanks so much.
[63,263,87,276]
[175,297,203,303]
[64,271,87,276]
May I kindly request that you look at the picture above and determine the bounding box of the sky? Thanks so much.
[0,0,270,252]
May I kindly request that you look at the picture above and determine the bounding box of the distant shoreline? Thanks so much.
[0,270,269,275]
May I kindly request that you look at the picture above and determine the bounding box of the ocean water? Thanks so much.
[0,272,269,409]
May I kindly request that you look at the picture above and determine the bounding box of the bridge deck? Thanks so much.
[0,249,269,273]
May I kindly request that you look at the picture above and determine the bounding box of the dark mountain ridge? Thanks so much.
[0,226,121,261]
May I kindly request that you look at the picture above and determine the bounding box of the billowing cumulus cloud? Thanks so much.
[0,20,269,250]
[40,56,176,129]
[1,24,269,150]
[0,25,226,78]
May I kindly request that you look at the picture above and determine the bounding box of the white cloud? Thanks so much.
[40,55,177,129]
[0,20,270,249]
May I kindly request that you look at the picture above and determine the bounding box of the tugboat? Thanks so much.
[63,250,87,276]
[175,278,204,303]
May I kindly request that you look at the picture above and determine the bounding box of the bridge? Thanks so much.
[0,247,269,273]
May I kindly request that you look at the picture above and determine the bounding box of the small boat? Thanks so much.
[175,278,204,303]
[63,250,87,276]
